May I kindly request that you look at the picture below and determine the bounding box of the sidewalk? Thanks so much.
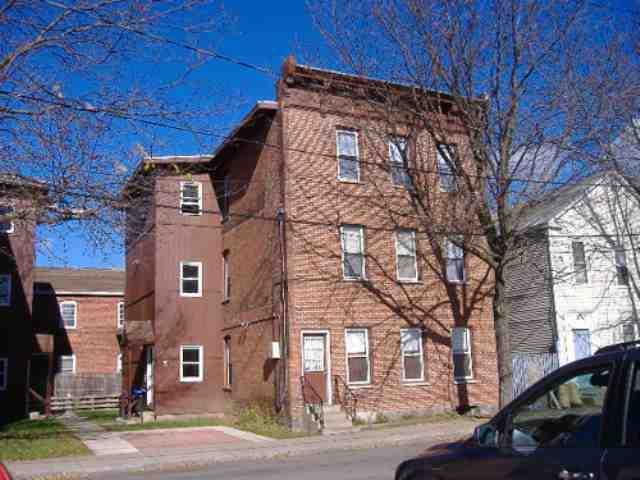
[57,412,138,456]
[6,418,479,479]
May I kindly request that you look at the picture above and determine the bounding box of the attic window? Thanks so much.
[180,181,202,215]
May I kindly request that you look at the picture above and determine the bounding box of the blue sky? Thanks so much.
[37,0,327,269]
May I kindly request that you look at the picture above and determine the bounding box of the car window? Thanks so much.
[625,364,640,446]
[509,365,610,453]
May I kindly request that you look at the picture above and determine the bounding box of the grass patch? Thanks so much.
[364,411,466,429]
[0,418,89,461]
[79,406,307,439]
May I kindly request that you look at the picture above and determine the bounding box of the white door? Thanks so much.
[145,347,154,406]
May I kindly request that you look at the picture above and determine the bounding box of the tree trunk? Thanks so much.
[493,271,513,408]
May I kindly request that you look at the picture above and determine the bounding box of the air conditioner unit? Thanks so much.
[268,341,281,359]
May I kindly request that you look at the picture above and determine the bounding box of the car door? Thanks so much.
[501,358,614,480]
[602,349,640,480]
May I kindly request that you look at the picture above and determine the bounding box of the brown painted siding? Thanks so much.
[152,174,225,414]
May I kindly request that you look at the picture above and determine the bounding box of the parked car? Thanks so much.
[395,341,640,480]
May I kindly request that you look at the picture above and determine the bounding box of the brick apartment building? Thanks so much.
[31,267,124,404]
[123,57,499,427]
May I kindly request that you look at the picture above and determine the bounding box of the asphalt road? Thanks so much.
[96,443,425,480]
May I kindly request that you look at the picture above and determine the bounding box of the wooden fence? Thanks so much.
[54,372,121,398]
[50,394,120,412]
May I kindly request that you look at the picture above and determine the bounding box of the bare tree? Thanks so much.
[0,0,240,256]
[307,0,636,406]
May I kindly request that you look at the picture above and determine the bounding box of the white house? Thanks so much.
[507,171,640,381]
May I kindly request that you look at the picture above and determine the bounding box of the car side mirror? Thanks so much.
[473,423,498,448]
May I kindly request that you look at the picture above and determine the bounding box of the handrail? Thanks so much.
[333,374,358,420]
[300,376,324,428]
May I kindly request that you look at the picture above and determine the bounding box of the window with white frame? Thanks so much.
[389,137,410,187]
[224,337,232,388]
[223,252,230,301]
[395,229,418,281]
[117,301,125,329]
[615,247,629,286]
[180,345,203,382]
[341,225,365,280]
[180,261,202,297]
[0,358,7,390]
[0,205,14,233]
[336,130,360,182]
[436,144,457,192]
[452,327,473,381]
[345,328,370,384]
[59,355,76,374]
[59,301,77,329]
[180,181,202,215]
[401,328,424,382]
[623,323,637,343]
[572,241,588,285]
[0,274,10,306]
[116,353,123,373]
[445,237,465,283]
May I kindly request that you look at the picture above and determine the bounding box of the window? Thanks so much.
[401,328,424,382]
[340,225,365,280]
[572,241,588,284]
[445,237,465,283]
[345,329,370,384]
[224,337,232,388]
[436,144,457,192]
[395,229,418,282]
[452,327,472,381]
[0,358,7,391]
[623,323,636,343]
[116,353,122,374]
[0,205,14,233]
[180,181,202,215]
[59,301,77,329]
[180,345,203,382]
[221,175,231,221]
[117,301,125,329]
[223,252,230,301]
[0,274,10,306]
[616,247,629,286]
[389,138,410,187]
[180,261,202,297]
[573,329,591,360]
[509,364,610,453]
[59,355,76,374]
[336,130,360,182]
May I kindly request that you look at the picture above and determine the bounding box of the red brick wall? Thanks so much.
[33,294,122,374]
[279,81,499,423]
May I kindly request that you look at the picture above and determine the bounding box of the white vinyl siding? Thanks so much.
[452,327,473,381]
[180,181,203,215]
[345,329,370,384]
[395,229,418,281]
[340,225,365,280]
[59,301,77,329]
[336,130,360,182]
[0,274,10,306]
[180,345,203,382]
[180,261,202,297]
[401,328,424,382]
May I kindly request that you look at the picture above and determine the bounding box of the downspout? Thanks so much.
[544,227,560,357]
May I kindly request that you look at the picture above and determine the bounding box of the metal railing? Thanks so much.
[333,374,358,420]
[300,376,324,428]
